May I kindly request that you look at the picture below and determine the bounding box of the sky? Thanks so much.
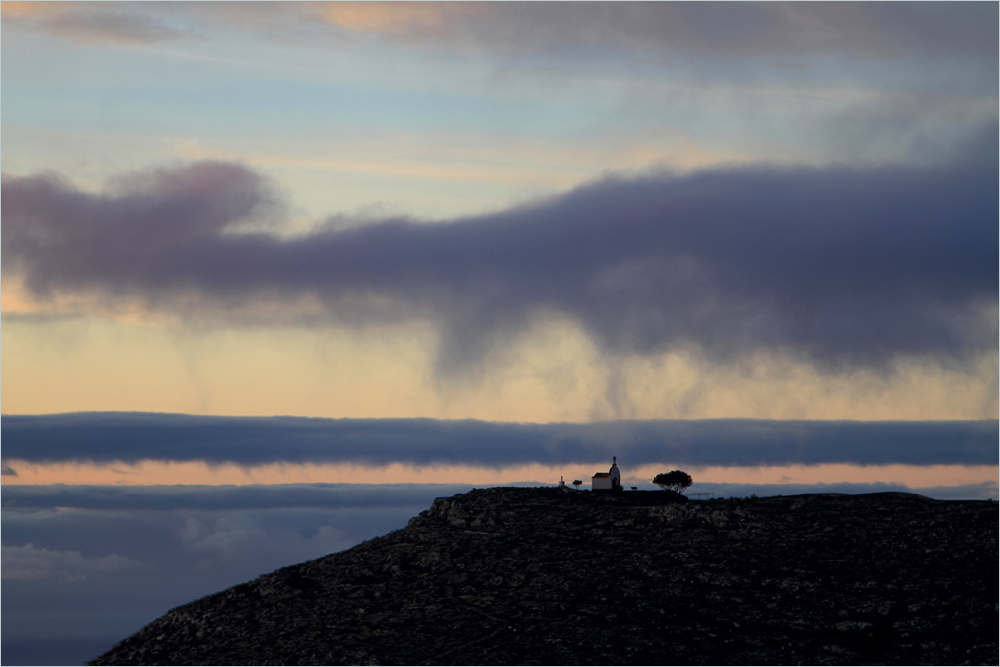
[1,2,998,665]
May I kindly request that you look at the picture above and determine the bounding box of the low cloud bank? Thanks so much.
[689,480,998,501]
[3,413,996,467]
[1,483,465,666]
[4,481,994,514]
[2,543,143,582]
[1,483,472,512]
[4,158,996,373]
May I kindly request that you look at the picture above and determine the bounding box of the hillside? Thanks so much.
[89,489,998,665]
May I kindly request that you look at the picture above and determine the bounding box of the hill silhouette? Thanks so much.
[90,488,997,665]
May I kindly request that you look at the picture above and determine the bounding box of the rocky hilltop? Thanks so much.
[90,489,997,665]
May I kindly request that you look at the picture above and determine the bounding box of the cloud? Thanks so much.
[681,480,999,501]
[6,3,995,60]
[3,157,996,374]
[1,543,142,582]
[1,483,474,512]
[2,464,19,477]
[305,2,483,37]
[1,2,187,45]
[350,2,998,60]
[1,489,438,666]
[2,413,996,468]
[1,495,428,583]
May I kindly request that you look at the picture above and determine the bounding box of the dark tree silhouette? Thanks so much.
[653,470,693,494]
[572,480,582,490]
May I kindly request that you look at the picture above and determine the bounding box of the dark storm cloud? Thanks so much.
[3,155,996,372]
[2,161,280,300]
[2,413,996,467]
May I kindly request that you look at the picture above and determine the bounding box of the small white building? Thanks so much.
[592,472,612,490]
[592,457,622,491]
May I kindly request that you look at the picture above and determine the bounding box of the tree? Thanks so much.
[653,470,693,494]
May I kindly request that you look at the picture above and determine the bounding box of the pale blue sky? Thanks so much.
[4,2,995,220]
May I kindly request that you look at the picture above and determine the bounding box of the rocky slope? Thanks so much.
[90,489,997,665]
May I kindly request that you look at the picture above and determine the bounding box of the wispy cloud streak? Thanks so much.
[4,2,996,60]
[310,2,1000,59]
[1,1,188,45]
[2,413,996,467]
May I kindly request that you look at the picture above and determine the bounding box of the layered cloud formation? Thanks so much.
[4,155,996,374]
[3,413,996,468]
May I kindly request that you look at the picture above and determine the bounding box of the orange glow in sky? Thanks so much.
[2,459,995,493]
